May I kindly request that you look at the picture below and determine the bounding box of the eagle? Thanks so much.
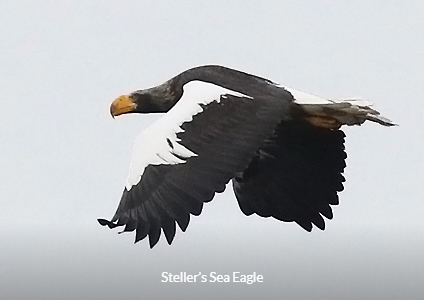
[98,65,394,248]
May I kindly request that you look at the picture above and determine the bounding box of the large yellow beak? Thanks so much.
[110,95,137,118]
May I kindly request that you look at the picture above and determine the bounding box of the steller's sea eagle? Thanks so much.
[98,65,394,248]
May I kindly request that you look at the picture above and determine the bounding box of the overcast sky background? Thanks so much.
[1,1,423,299]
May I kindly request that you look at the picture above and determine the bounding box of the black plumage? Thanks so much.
[233,120,346,231]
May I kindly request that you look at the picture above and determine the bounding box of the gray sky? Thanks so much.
[1,1,423,299]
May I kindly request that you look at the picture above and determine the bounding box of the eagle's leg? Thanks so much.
[305,116,341,130]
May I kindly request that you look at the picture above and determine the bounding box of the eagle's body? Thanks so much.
[99,65,394,248]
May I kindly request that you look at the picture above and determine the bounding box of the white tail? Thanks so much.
[286,88,396,127]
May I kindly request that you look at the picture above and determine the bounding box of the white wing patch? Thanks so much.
[283,86,332,105]
[282,85,372,107]
[126,81,251,190]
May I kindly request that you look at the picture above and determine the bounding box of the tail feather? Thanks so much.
[299,98,395,127]
[365,114,396,126]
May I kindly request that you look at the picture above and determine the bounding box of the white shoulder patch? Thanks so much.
[125,81,250,190]
[282,86,332,105]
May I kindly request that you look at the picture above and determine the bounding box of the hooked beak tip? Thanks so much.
[110,95,135,118]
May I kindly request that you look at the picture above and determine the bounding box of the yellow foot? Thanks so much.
[305,116,341,130]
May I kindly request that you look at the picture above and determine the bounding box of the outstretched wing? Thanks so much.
[99,87,289,247]
[233,120,346,231]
